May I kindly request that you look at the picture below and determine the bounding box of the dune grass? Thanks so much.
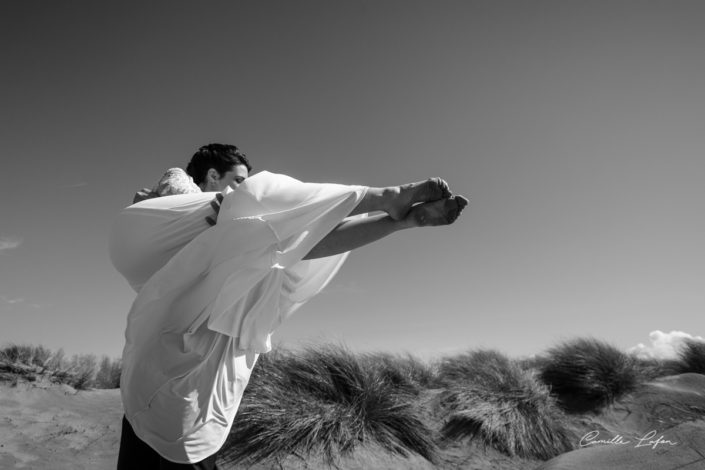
[360,351,437,394]
[438,350,574,460]
[4,336,704,466]
[678,339,705,375]
[221,346,437,465]
[625,339,705,380]
[631,357,682,381]
[219,345,439,467]
[538,338,639,413]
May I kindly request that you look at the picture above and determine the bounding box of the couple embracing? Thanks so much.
[110,143,468,468]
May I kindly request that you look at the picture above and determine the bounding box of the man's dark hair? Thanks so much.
[186,143,253,185]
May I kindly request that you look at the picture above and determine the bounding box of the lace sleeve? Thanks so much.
[132,168,201,203]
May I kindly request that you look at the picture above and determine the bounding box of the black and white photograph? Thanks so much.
[1,1,704,469]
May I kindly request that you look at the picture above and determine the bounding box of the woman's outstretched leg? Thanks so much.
[348,178,452,220]
[304,195,469,260]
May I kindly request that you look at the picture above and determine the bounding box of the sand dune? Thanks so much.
[536,421,705,470]
[536,373,705,470]
[0,381,122,469]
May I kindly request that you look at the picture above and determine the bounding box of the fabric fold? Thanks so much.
[205,172,366,351]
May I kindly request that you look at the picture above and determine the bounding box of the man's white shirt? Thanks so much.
[110,172,366,463]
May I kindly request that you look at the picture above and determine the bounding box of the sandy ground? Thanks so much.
[536,421,705,470]
[0,381,122,469]
[537,373,705,470]
[1,374,703,469]
[0,380,538,470]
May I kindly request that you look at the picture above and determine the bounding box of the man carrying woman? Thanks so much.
[111,143,468,468]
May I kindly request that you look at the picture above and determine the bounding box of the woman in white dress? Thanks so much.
[111,144,468,469]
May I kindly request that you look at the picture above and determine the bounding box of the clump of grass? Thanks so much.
[516,355,549,372]
[539,338,639,413]
[631,357,681,381]
[220,345,438,467]
[361,352,437,394]
[438,350,516,388]
[677,340,705,375]
[438,349,574,459]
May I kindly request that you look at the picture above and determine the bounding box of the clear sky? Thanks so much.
[1,1,703,361]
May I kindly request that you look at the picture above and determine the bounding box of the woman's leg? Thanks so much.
[304,195,468,260]
[348,178,452,220]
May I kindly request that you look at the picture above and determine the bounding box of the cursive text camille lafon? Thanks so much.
[579,430,678,450]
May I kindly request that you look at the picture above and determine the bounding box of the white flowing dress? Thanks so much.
[109,171,366,463]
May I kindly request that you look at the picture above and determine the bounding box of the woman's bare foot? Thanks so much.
[404,195,469,228]
[384,178,452,220]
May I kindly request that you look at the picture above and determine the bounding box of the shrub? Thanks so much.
[219,346,438,467]
[30,345,52,368]
[0,344,123,389]
[0,344,36,365]
[46,348,67,372]
[539,338,639,413]
[439,349,574,459]
[66,354,98,390]
[0,344,52,377]
[678,340,705,375]
[95,356,122,389]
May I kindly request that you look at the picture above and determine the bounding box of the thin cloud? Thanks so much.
[628,330,705,360]
[0,296,25,305]
[0,295,42,309]
[0,237,22,252]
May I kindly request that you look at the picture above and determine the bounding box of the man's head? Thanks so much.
[186,143,253,192]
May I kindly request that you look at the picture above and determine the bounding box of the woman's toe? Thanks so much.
[456,195,469,212]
